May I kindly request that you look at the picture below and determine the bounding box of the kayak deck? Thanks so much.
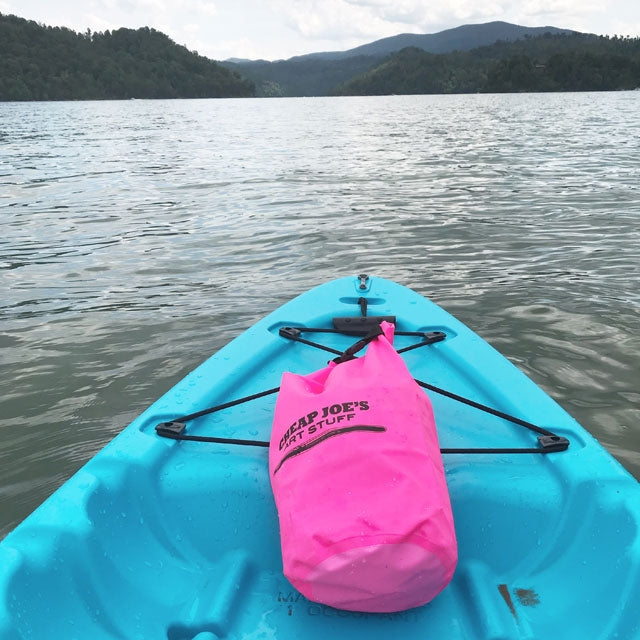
[1,276,639,640]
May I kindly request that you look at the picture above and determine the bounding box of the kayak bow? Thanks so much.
[1,275,638,640]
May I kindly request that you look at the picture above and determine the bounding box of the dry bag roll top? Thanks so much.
[269,321,457,613]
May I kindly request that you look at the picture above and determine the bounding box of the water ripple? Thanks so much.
[1,93,639,538]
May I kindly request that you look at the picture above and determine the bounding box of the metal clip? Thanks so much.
[537,435,570,452]
[155,421,186,437]
[279,327,301,340]
[423,331,447,344]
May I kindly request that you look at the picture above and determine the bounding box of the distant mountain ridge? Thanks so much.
[288,21,578,62]
[222,21,583,96]
[3,14,634,102]
[330,33,640,95]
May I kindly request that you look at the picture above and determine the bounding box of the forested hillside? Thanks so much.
[2,12,638,101]
[330,33,640,95]
[223,55,385,97]
[0,13,254,100]
[223,22,577,96]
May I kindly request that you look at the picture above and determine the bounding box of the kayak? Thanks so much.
[1,275,638,640]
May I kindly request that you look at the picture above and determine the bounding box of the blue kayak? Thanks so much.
[1,275,639,639]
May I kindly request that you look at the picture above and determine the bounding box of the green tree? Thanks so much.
[0,13,255,101]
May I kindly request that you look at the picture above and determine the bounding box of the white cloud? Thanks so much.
[608,17,640,37]
[82,13,121,32]
[347,0,430,24]
[269,0,392,40]
[521,0,600,16]
[138,0,217,16]
[268,0,522,47]
[200,36,272,60]
[5,0,640,60]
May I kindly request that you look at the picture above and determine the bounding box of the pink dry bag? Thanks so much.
[269,321,457,613]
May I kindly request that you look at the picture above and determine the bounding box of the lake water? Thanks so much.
[1,92,639,538]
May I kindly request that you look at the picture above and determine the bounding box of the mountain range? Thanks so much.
[285,21,577,61]
[221,21,583,96]
[2,14,638,101]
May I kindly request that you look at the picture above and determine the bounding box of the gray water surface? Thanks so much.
[1,93,639,538]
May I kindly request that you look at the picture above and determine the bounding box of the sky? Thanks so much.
[2,0,640,62]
